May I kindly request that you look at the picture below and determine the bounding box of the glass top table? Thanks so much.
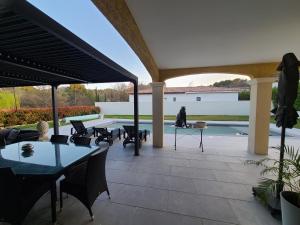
[0,141,107,223]
[0,141,103,175]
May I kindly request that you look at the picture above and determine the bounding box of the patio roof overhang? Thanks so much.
[0,0,140,155]
[0,0,137,88]
[93,0,300,81]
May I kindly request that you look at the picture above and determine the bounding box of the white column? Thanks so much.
[248,77,276,155]
[151,82,165,148]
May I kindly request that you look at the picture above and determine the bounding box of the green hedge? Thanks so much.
[0,106,100,127]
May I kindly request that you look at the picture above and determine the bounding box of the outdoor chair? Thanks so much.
[0,128,40,145]
[0,167,51,225]
[60,147,110,220]
[50,135,69,144]
[73,136,91,146]
[94,127,121,146]
[122,125,149,148]
[0,136,6,147]
[70,120,94,142]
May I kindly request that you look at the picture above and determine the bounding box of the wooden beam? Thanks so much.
[159,62,280,81]
[92,0,159,81]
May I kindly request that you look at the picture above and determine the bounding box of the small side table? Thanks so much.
[174,124,207,151]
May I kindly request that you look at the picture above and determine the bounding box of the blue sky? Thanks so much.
[28,0,249,89]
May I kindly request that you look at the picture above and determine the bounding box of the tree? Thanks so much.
[213,78,250,88]
[238,91,250,101]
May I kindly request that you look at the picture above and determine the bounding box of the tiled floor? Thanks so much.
[3,132,296,225]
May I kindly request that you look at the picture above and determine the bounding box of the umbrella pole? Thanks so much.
[277,107,286,198]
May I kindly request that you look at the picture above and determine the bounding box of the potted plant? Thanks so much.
[246,145,300,225]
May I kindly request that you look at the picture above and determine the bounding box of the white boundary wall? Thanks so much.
[95,101,250,115]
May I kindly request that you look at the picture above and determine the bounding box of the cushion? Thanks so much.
[6,129,20,142]
[0,129,11,138]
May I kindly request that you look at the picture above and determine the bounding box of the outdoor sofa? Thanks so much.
[0,128,40,145]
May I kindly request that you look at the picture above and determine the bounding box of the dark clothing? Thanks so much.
[175,107,187,127]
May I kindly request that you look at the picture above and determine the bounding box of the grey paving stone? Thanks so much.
[110,183,169,211]
[171,166,216,180]
[167,191,239,224]
[132,208,203,225]
[213,170,259,185]
[193,179,253,201]
[188,159,232,171]
[167,176,198,194]
[229,199,281,225]
[106,159,133,170]
[202,219,236,225]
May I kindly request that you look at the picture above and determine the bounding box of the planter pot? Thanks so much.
[194,121,207,128]
[280,191,300,225]
[36,121,49,137]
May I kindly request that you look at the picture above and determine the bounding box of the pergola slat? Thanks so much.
[0,0,140,156]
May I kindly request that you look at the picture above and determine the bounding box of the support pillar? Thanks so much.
[151,82,165,148]
[133,81,139,156]
[248,78,275,155]
[51,85,59,135]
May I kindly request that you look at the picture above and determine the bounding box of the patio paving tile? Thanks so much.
[193,179,253,201]
[188,159,232,171]
[170,166,216,180]
[213,171,259,185]
[229,199,281,225]
[167,191,239,224]
[167,176,198,194]
[1,132,287,225]
[108,183,169,211]
[132,207,204,225]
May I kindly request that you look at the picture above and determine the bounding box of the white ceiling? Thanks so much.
[125,0,300,69]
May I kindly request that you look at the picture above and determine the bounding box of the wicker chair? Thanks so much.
[0,167,51,225]
[73,137,91,146]
[50,135,69,144]
[60,147,110,220]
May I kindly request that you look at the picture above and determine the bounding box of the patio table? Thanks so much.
[174,124,207,151]
[0,141,104,224]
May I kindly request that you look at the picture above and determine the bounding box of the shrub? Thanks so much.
[238,91,250,101]
[0,106,100,127]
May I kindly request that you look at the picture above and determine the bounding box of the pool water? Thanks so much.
[107,122,280,136]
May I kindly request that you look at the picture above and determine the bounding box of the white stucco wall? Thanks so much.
[95,101,250,115]
[129,92,239,102]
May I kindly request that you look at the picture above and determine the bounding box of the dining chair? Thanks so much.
[73,136,91,146]
[60,147,110,220]
[0,167,51,225]
[50,135,69,144]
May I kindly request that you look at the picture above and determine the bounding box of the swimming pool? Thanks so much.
[64,114,100,123]
[106,122,280,136]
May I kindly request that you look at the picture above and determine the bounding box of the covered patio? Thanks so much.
[93,0,300,155]
[1,1,300,225]
[14,133,289,225]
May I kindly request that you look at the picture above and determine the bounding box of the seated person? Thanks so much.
[175,106,187,127]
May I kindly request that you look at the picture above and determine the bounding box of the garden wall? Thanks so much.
[95,101,251,115]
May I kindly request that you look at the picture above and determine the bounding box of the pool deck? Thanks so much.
[48,118,300,138]
[17,119,300,225]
